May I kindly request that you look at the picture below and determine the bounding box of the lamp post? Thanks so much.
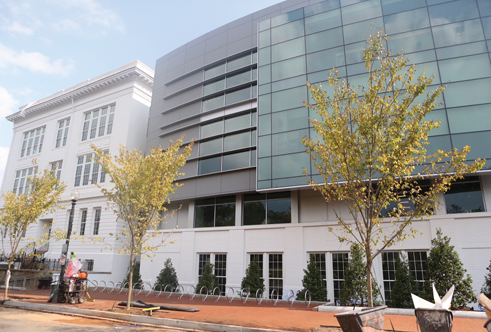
[59,189,79,284]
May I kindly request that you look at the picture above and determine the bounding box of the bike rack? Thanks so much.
[177,285,185,299]
[188,285,196,300]
[145,283,154,297]
[164,284,174,299]
[99,280,107,292]
[255,289,264,305]
[226,287,236,303]
[199,286,209,301]
[270,289,279,306]
[107,281,115,293]
[240,288,250,304]
[305,290,311,308]
[212,287,221,302]
[156,284,163,297]
[288,290,295,306]
[88,279,98,292]
[118,282,128,294]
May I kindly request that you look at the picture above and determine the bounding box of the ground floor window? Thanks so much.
[332,252,349,305]
[248,253,282,299]
[198,253,227,295]
[445,176,484,214]
[308,253,327,290]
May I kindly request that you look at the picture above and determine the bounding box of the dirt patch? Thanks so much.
[311,326,342,332]
[100,306,166,316]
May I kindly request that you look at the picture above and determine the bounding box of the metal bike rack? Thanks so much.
[118,282,128,294]
[199,286,209,301]
[99,280,107,292]
[134,283,144,296]
[156,284,163,297]
[88,279,98,292]
[240,288,250,304]
[164,284,174,299]
[177,285,185,299]
[212,287,221,302]
[107,281,115,293]
[288,290,295,306]
[145,283,154,297]
[305,290,311,308]
[270,289,279,306]
[256,289,264,305]
[226,287,236,303]
[188,285,196,300]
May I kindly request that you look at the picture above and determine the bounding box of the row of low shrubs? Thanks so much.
[125,228,491,308]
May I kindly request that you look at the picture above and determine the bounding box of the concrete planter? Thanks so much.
[334,305,387,332]
[415,308,453,332]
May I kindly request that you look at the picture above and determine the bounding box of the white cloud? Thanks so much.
[0,86,18,118]
[51,18,82,33]
[0,146,10,191]
[0,43,74,76]
[2,21,34,35]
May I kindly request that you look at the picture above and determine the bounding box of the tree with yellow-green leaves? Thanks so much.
[91,138,192,310]
[302,29,485,307]
[0,163,66,300]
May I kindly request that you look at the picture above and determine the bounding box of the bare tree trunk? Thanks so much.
[4,261,12,300]
[367,258,373,307]
[126,254,134,310]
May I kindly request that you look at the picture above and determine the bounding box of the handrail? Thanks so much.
[212,287,221,302]
[199,286,209,301]
[240,288,250,304]
[255,289,263,305]
[270,289,279,306]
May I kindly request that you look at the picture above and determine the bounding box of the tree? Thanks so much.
[481,259,491,298]
[424,228,476,309]
[123,261,143,289]
[91,138,192,310]
[154,258,179,291]
[389,254,417,308]
[0,164,66,299]
[241,258,264,298]
[340,244,381,306]
[296,255,327,302]
[196,262,218,294]
[302,29,484,307]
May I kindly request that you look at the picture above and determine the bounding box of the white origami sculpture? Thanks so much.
[411,284,454,309]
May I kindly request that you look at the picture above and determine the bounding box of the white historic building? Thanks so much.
[0,61,154,284]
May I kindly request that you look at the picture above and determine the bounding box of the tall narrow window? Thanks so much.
[198,254,211,280]
[93,208,101,235]
[407,251,427,292]
[382,252,399,305]
[50,161,63,189]
[309,253,327,289]
[332,252,349,305]
[56,119,70,148]
[269,254,283,300]
[20,127,46,157]
[80,210,87,236]
[215,254,227,295]
[81,105,115,141]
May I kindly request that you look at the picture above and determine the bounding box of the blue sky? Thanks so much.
[0,0,282,188]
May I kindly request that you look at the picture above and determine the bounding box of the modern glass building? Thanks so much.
[146,0,491,304]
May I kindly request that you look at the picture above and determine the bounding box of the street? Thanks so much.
[0,307,177,332]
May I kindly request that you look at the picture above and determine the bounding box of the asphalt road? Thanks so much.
[0,307,176,332]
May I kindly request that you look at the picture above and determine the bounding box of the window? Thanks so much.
[268,253,283,300]
[12,166,37,194]
[55,119,70,148]
[74,151,108,187]
[20,127,45,158]
[308,253,327,290]
[50,161,62,189]
[445,176,485,214]
[243,192,291,225]
[92,208,101,235]
[382,252,399,305]
[80,210,87,236]
[407,251,427,292]
[81,105,115,141]
[198,253,227,295]
[332,252,349,305]
[195,196,235,228]
[83,259,94,271]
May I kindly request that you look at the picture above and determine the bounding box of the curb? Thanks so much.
[315,305,488,319]
[2,300,295,332]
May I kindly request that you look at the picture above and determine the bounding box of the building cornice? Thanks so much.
[7,65,154,122]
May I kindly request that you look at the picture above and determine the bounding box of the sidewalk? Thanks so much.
[1,288,488,332]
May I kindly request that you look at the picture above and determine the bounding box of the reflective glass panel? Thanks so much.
[272,129,308,155]
[426,135,452,156]
[272,37,305,62]
[272,152,310,178]
[259,47,271,66]
[225,113,250,133]
[345,41,365,64]
[439,54,491,83]
[267,199,291,224]
[259,19,270,32]
[227,54,251,72]
[305,9,341,34]
[226,71,251,88]
[384,8,430,35]
[306,27,343,53]
[258,136,271,158]
[203,79,225,96]
[271,56,306,81]
[203,95,224,112]
[259,64,271,84]
[198,157,221,175]
[258,95,271,115]
[452,131,491,159]
[201,121,223,138]
[271,86,307,112]
[225,87,250,105]
[428,0,479,26]
[271,75,307,93]
[341,0,382,25]
[307,47,345,72]
[405,50,436,64]
[344,19,382,44]
[200,138,222,156]
[216,202,236,227]
[271,19,305,44]
[479,0,491,16]
[205,64,225,80]
[423,109,449,136]
[445,178,484,214]
[224,132,250,151]
[381,0,426,15]
[447,104,491,134]
[243,201,266,225]
[304,0,340,17]
[223,151,250,171]
[271,8,303,27]
[258,157,271,180]
[195,205,214,227]
[259,30,270,48]
[432,19,484,48]
[388,29,434,53]
[482,17,491,40]
[258,114,271,136]
[444,78,491,108]
[272,108,309,133]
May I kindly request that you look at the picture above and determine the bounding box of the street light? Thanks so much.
[59,189,80,284]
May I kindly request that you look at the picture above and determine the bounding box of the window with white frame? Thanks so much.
[13,166,37,194]
[308,253,327,290]
[20,127,46,157]
[81,105,115,141]
[247,253,283,299]
[197,253,227,295]
[79,210,87,236]
[382,252,399,305]
[50,161,63,189]
[83,259,94,271]
[407,251,427,292]
[55,118,70,148]
[93,208,101,235]
[332,252,349,305]
[74,151,107,187]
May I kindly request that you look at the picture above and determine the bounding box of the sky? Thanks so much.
[0,0,283,189]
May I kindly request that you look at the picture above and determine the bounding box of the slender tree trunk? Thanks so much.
[126,254,134,310]
[4,262,12,300]
[367,257,373,307]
